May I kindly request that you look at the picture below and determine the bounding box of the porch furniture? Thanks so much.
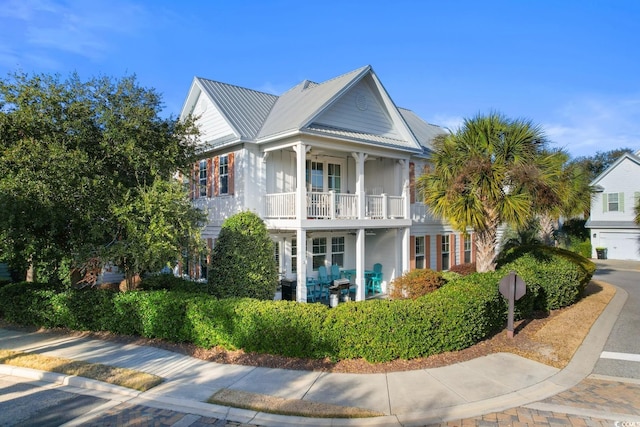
[330,264,341,281]
[367,263,383,295]
[306,277,321,302]
[316,266,332,299]
[330,278,351,303]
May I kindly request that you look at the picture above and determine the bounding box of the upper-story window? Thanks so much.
[306,160,342,192]
[328,164,341,192]
[603,192,624,212]
[219,155,229,195]
[199,160,208,197]
[306,161,324,192]
[415,236,425,269]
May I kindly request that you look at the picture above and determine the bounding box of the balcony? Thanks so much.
[264,191,405,220]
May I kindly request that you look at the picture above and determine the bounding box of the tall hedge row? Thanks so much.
[0,246,594,363]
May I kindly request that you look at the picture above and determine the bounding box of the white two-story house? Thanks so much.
[586,150,640,261]
[179,65,476,302]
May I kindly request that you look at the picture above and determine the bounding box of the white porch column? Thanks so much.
[293,143,309,220]
[399,159,411,219]
[355,228,366,301]
[296,228,307,303]
[352,152,368,219]
[401,227,410,274]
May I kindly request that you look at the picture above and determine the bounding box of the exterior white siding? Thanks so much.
[590,158,640,223]
[313,80,401,139]
[193,94,236,144]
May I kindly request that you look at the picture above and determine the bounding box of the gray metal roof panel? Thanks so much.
[197,78,278,139]
[398,108,447,153]
[256,66,370,140]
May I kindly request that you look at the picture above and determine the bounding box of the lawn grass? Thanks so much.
[0,349,163,391]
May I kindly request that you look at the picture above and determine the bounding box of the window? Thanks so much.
[328,164,341,192]
[306,161,324,192]
[199,160,208,197]
[464,235,472,264]
[312,237,327,270]
[331,236,345,267]
[219,155,229,195]
[441,234,450,270]
[274,240,280,270]
[608,193,619,212]
[291,238,297,274]
[415,236,425,269]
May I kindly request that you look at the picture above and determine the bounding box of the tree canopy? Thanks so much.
[418,112,566,272]
[0,71,203,285]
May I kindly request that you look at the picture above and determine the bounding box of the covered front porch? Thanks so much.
[271,226,410,303]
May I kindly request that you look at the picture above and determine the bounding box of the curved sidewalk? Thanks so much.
[0,283,629,426]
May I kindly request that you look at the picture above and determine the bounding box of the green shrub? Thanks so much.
[497,245,594,311]
[389,269,445,299]
[208,211,278,300]
[140,274,207,293]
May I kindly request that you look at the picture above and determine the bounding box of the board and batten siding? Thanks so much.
[193,93,236,145]
[312,79,401,139]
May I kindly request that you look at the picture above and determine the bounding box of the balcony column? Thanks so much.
[352,152,368,219]
[293,143,310,220]
[398,159,410,219]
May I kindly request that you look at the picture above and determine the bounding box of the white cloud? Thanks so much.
[544,95,640,158]
[0,0,148,66]
[428,114,464,133]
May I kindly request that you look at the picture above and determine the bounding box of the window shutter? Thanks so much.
[206,158,213,197]
[410,236,416,270]
[459,234,465,265]
[213,156,220,196]
[425,235,431,270]
[602,194,607,213]
[436,234,442,271]
[207,238,213,266]
[619,192,624,212]
[228,152,235,195]
[471,233,476,263]
[635,192,640,210]
[192,162,199,200]
[409,162,415,204]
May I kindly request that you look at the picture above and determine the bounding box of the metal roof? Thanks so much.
[196,78,278,139]
[398,108,447,154]
[256,66,370,140]
[191,66,445,154]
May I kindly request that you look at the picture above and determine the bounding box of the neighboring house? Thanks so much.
[586,150,640,261]
[179,65,476,302]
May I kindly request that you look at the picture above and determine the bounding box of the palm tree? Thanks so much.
[418,112,561,272]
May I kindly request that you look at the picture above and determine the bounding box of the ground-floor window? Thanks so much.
[441,234,450,270]
[312,237,327,270]
[415,236,425,269]
[464,235,472,264]
[331,236,345,267]
[291,238,297,274]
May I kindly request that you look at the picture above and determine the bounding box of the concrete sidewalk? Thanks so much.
[0,279,630,426]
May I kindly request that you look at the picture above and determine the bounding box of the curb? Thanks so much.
[0,364,141,398]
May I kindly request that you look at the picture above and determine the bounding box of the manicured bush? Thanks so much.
[497,245,595,311]
[208,211,278,300]
[140,274,207,293]
[449,262,477,276]
[389,269,445,299]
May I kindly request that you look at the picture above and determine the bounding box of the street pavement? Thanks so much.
[0,259,639,426]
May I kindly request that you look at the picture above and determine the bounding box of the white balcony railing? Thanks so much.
[264,191,405,220]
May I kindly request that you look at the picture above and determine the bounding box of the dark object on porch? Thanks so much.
[596,248,607,259]
[280,279,297,301]
[330,278,351,304]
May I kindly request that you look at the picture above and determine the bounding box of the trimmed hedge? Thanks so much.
[0,247,593,363]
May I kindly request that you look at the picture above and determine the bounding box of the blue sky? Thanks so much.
[1,0,639,158]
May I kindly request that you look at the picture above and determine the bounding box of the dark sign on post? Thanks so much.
[499,271,526,338]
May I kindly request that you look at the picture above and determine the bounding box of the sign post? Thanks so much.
[499,271,526,338]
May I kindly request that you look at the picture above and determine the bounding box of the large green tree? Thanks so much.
[418,112,565,272]
[0,72,202,284]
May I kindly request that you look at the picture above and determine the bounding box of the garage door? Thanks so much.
[599,232,640,261]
